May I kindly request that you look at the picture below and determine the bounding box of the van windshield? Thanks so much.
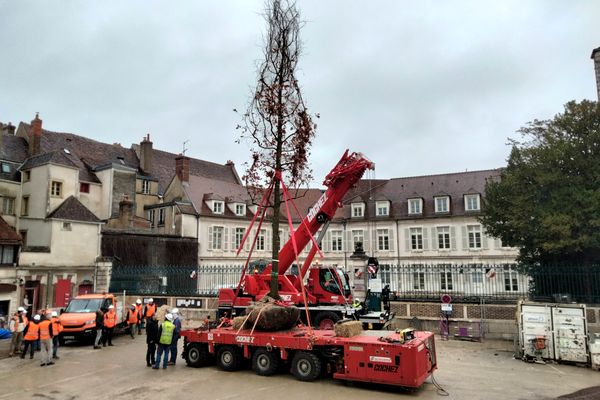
[65,299,103,313]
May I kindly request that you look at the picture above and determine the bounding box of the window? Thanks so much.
[413,269,425,290]
[376,201,389,216]
[1,197,14,215]
[51,181,62,197]
[437,226,450,249]
[21,196,29,216]
[62,222,72,231]
[23,171,31,182]
[142,180,150,194]
[331,230,343,252]
[235,204,245,216]
[467,225,482,249]
[256,229,266,251]
[465,194,480,211]
[1,163,10,173]
[410,227,423,250]
[351,203,364,218]
[0,245,15,265]
[435,196,449,213]
[352,230,364,252]
[408,198,422,215]
[80,183,90,193]
[440,271,453,291]
[148,209,155,226]
[213,201,224,214]
[158,208,165,225]
[503,264,519,291]
[377,229,390,251]
[19,230,27,247]
[235,228,245,251]
[210,226,224,250]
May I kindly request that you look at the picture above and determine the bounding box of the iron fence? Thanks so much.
[524,264,600,304]
[109,264,198,296]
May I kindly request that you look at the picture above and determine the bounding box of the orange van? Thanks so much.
[59,293,124,343]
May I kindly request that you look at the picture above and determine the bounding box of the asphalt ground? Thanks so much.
[0,332,598,400]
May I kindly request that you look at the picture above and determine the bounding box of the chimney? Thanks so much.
[592,47,600,101]
[118,195,134,228]
[175,154,190,182]
[29,113,42,156]
[139,133,153,174]
[5,122,15,135]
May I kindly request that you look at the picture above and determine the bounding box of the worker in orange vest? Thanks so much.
[38,314,54,367]
[8,307,27,357]
[135,299,143,335]
[103,304,117,346]
[143,298,156,322]
[21,314,40,359]
[127,304,138,339]
[50,311,63,359]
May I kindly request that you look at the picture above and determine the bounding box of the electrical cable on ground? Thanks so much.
[430,373,449,396]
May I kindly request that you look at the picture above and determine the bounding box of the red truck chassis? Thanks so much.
[181,326,437,389]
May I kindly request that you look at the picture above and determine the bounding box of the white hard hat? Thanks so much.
[33,315,41,321]
[165,313,173,321]
[108,305,114,309]
[51,311,58,317]
[136,299,142,304]
[148,298,154,303]
[171,308,179,314]
[18,307,25,312]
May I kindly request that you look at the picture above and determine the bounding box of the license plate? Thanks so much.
[63,336,75,340]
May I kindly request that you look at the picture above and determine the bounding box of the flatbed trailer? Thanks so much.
[181,326,437,389]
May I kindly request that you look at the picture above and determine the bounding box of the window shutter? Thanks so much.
[208,226,214,250]
[362,229,370,254]
[481,230,489,249]
[223,227,229,250]
[422,228,429,250]
[244,229,251,251]
[388,228,395,251]
[431,227,438,250]
[461,226,468,249]
[323,231,331,252]
[450,226,457,250]
[344,230,351,253]
[372,228,378,252]
[404,228,411,252]
[266,229,272,252]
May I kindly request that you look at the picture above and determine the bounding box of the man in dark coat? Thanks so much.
[145,314,158,367]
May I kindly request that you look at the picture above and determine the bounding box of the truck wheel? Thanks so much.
[216,345,242,371]
[186,343,211,368]
[291,351,322,382]
[252,348,280,376]
[314,311,340,330]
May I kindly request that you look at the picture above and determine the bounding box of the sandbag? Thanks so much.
[334,320,363,337]
[244,296,300,331]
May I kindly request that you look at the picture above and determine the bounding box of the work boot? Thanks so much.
[47,362,55,366]
[53,356,60,360]
[108,343,114,346]
[19,354,24,359]
[29,355,33,359]
[152,366,159,370]
[40,363,46,367]
[168,362,175,366]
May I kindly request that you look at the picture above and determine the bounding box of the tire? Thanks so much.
[314,311,340,330]
[216,345,242,372]
[291,351,322,382]
[186,343,211,368]
[252,348,280,376]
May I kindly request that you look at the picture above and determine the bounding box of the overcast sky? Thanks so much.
[1,1,598,186]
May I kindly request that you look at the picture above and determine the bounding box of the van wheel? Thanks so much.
[186,343,211,368]
[291,351,321,381]
[216,345,242,371]
[252,348,280,376]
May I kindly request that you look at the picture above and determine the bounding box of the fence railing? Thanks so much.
[109,264,198,296]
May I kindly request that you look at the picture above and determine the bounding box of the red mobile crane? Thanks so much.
[217,150,393,329]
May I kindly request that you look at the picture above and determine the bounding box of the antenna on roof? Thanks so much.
[182,140,189,156]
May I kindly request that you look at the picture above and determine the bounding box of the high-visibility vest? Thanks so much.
[159,320,175,345]
[104,310,117,328]
[39,320,52,340]
[135,304,143,319]
[127,309,138,324]
[24,322,39,341]
[51,317,63,334]
[145,304,156,318]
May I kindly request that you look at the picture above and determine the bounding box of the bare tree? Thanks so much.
[237,0,317,298]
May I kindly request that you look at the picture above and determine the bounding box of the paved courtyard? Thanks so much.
[0,334,597,400]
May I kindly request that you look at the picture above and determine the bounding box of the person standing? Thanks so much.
[135,299,143,335]
[93,309,104,349]
[8,307,27,357]
[143,298,156,323]
[145,314,158,367]
[50,311,63,359]
[127,304,138,339]
[38,314,54,367]
[21,314,40,359]
[153,313,174,370]
[168,308,182,366]
[103,305,117,346]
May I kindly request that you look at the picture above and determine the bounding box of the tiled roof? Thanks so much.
[0,133,28,163]
[0,216,21,244]
[20,150,79,171]
[0,160,22,182]
[47,196,101,223]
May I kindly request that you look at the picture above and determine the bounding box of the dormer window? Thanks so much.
[376,201,389,216]
[213,201,224,214]
[434,196,449,213]
[234,203,245,216]
[464,194,481,211]
[1,163,10,173]
[351,203,365,218]
[408,198,422,215]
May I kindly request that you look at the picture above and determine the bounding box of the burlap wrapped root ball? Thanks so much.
[244,296,300,331]
[154,304,170,322]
